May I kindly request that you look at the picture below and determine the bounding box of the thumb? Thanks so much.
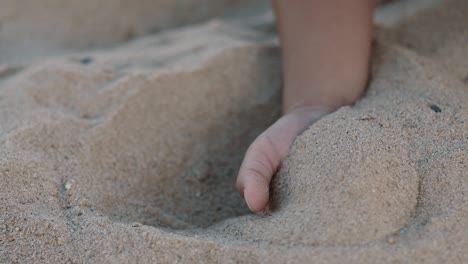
[236,108,327,212]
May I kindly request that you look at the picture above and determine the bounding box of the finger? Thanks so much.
[237,133,281,212]
[237,108,326,212]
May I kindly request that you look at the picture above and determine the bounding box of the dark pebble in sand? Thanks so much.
[463,75,468,83]
[429,104,442,113]
[80,57,94,65]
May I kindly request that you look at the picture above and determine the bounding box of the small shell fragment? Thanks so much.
[64,182,72,190]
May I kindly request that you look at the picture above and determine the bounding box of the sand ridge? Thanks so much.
[1,0,467,263]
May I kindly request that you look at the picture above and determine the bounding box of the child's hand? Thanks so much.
[236,107,328,212]
[237,0,374,212]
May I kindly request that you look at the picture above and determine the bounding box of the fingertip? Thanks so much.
[244,186,269,213]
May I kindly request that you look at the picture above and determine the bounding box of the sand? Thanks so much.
[1,0,467,263]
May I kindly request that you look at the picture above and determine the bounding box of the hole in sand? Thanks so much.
[77,47,282,230]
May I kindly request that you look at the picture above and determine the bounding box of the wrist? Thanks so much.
[282,81,368,115]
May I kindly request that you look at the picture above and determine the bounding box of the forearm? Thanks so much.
[273,0,375,113]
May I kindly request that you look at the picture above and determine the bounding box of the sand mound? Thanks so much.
[1,0,467,263]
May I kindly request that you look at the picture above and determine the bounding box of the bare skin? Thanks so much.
[236,0,375,212]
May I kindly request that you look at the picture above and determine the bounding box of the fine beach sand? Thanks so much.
[1,0,467,263]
